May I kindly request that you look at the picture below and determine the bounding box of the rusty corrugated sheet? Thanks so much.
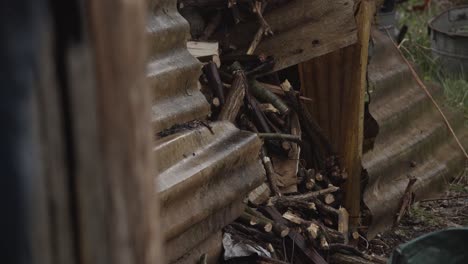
[363,29,468,238]
[147,1,264,263]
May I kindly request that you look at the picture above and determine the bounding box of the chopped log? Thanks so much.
[261,206,328,264]
[245,207,290,238]
[227,223,280,246]
[218,68,246,122]
[247,27,265,55]
[238,212,273,233]
[257,81,313,102]
[395,176,417,226]
[246,94,271,133]
[281,80,333,164]
[324,193,336,205]
[338,207,349,243]
[313,197,340,217]
[250,80,289,115]
[266,112,286,128]
[239,114,259,133]
[203,61,225,104]
[262,156,282,196]
[257,133,302,144]
[259,103,279,113]
[248,183,270,205]
[212,97,220,107]
[269,196,317,212]
[269,186,339,205]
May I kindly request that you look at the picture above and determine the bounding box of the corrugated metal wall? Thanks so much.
[363,29,467,237]
[147,1,265,263]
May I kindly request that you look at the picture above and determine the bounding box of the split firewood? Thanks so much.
[212,97,220,107]
[281,211,345,246]
[324,193,336,205]
[261,148,282,196]
[246,94,271,133]
[257,133,301,144]
[245,207,290,238]
[259,103,279,113]
[395,176,417,226]
[281,80,334,165]
[269,185,339,205]
[315,172,333,187]
[218,63,246,122]
[257,81,313,102]
[238,211,273,233]
[239,114,259,133]
[338,207,349,243]
[227,222,280,246]
[269,197,317,212]
[266,112,286,129]
[250,80,289,115]
[260,206,328,264]
[203,61,225,104]
[248,183,271,205]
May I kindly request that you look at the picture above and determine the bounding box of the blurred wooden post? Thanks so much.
[27,0,161,263]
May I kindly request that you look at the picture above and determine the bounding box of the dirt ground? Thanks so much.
[360,171,468,258]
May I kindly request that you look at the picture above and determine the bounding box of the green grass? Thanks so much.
[396,1,468,124]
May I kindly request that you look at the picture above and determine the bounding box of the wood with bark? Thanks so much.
[261,148,282,196]
[281,211,345,244]
[246,94,271,133]
[257,133,301,144]
[269,197,317,212]
[203,61,225,104]
[269,186,339,205]
[218,69,246,122]
[250,80,289,115]
[260,206,328,264]
[238,212,273,233]
[257,81,313,102]
[227,223,280,246]
[245,207,290,238]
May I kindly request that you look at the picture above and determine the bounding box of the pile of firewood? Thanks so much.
[177,1,388,263]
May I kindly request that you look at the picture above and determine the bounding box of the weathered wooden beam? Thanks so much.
[341,0,374,233]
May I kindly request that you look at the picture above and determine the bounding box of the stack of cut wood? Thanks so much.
[179,2,387,263]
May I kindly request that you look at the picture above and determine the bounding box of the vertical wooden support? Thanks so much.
[342,0,374,229]
[29,0,160,263]
[300,0,374,231]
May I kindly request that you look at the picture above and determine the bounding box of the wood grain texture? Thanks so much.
[300,0,375,230]
[222,0,357,71]
[81,0,161,263]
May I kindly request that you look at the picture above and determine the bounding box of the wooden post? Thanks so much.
[342,0,374,230]
[26,0,161,263]
[300,0,374,231]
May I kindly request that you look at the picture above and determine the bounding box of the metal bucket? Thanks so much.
[429,6,468,78]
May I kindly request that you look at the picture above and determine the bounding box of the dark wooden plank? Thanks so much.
[222,0,357,71]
